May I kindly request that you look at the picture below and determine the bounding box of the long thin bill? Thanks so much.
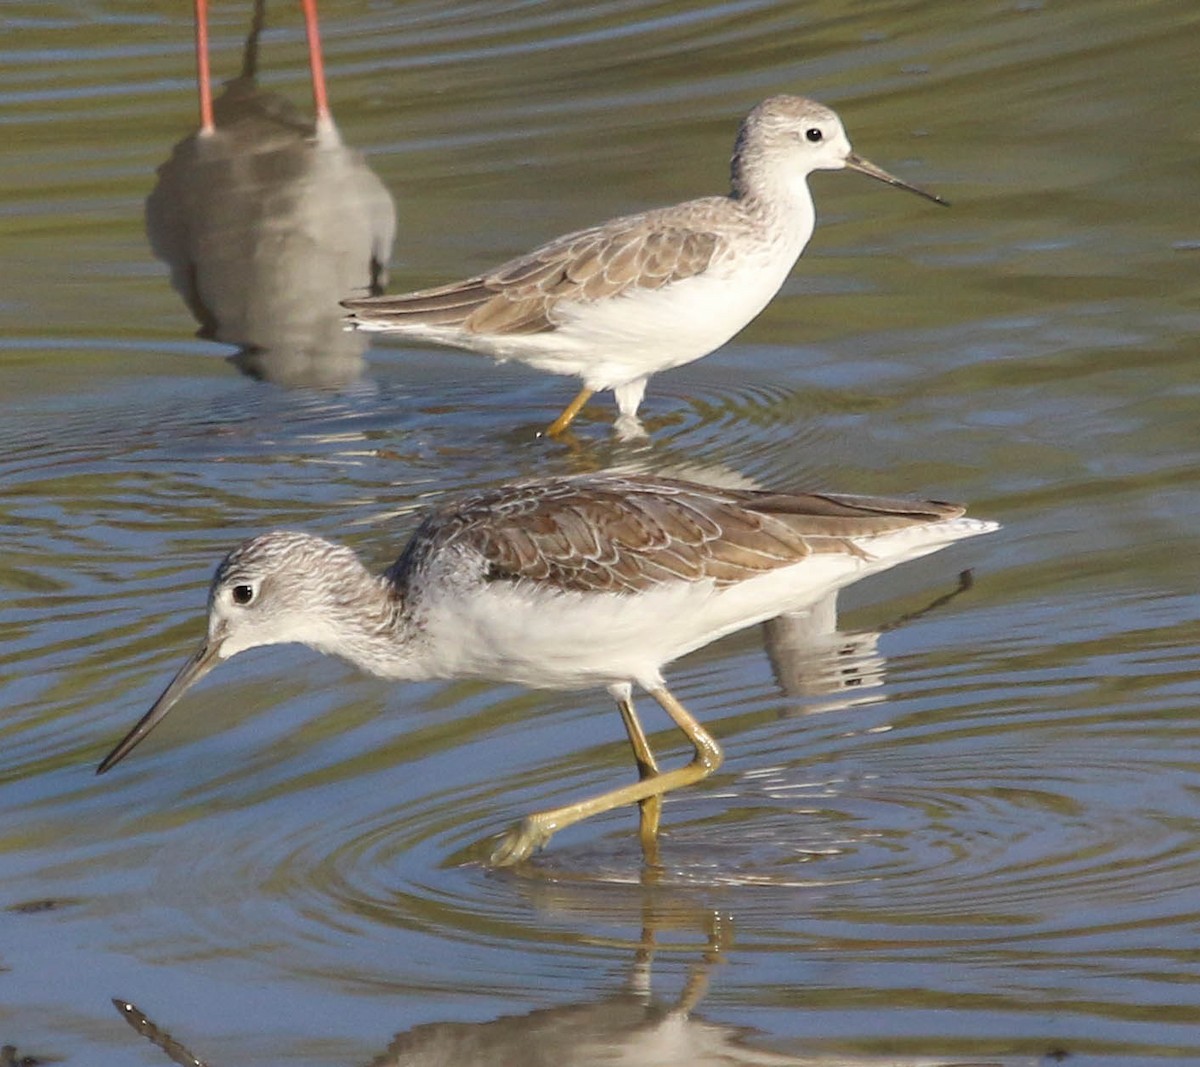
[96,638,224,774]
[845,151,948,206]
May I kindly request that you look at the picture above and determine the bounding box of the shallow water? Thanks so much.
[3,1,1200,1064]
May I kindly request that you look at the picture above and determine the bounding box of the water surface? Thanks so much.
[3,1,1199,1064]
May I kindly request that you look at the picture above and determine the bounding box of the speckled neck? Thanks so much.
[729,123,817,243]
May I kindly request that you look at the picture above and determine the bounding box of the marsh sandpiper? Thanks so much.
[342,96,946,437]
[96,474,993,866]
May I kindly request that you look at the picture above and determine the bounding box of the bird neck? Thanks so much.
[729,139,817,246]
[307,571,424,681]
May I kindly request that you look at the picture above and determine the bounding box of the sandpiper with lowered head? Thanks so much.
[96,474,994,866]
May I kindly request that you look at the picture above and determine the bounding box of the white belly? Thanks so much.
[532,244,800,389]
[409,515,995,692]
[379,238,801,392]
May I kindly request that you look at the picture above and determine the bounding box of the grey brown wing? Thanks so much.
[341,213,721,336]
[407,477,959,596]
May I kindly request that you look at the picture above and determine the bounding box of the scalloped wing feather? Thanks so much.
[342,205,726,336]
[395,476,965,596]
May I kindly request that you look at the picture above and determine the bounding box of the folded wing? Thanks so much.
[393,475,965,595]
[342,209,723,336]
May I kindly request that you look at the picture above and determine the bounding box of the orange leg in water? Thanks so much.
[194,0,215,135]
[543,386,595,437]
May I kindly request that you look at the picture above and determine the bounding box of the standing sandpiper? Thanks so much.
[343,96,946,436]
[96,474,994,866]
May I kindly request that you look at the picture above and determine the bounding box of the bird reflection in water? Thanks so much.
[764,593,885,710]
[146,0,396,387]
[764,571,975,712]
[110,904,1025,1067]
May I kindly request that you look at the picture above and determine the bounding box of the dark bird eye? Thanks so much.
[805,127,823,143]
[231,584,255,605]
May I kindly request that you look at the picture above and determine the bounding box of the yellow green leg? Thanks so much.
[616,691,663,864]
[488,685,723,867]
[542,386,594,437]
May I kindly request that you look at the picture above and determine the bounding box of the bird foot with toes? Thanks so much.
[487,817,556,868]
